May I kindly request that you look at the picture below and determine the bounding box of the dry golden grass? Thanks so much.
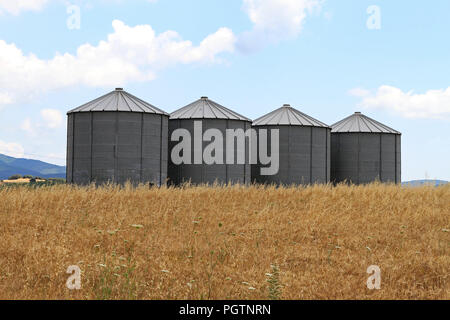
[0,183,448,300]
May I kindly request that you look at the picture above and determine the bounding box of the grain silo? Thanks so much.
[252,104,331,185]
[331,112,401,184]
[168,97,252,185]
[67,88,169,186]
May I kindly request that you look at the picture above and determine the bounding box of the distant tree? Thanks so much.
[8,174,22,180]
[23,175,34,179]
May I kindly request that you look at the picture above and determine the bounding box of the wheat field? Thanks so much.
[0,183,448,300]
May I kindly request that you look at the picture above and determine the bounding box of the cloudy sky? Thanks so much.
[0,0,449,181]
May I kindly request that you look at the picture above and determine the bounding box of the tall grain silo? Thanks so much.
[67,88,169,186]
[252,104,331,185]
[331,112,401,184]
[168,97,252,185]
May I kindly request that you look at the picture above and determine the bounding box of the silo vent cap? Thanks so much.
[283,104,291,107]
[355,111,362,114]
[115,88,124,91]
[201,96,208,100]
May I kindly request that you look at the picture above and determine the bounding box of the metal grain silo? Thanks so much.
[168,97,252,185]
[67,88,169,186]
[252,104,331,185]
[331,112,401,184]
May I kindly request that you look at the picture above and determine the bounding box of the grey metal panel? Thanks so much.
[161,116,169,184]
[116,112,142,185]
[289,126,311,184]
[275,126,289,184]
[226,120,250,185]
[203,119,227,185]
[359,133,381,184]
[91,112,116,184]
[332,133,359,184]
[182,165,204,184]
[142,114,164,183]
[169,119,195,184]
[67,89,169,115]
[380,134,396,183]
[311,127,328,183]
[332,112,401,134]
[141,113,168,186]
[72,113,92,185]
[244,121,251,183]
[396,135,401,184]
[167,120,181,185]
[253,105,329,127]
[326,129,331,183]
[91,93,116,112]
[66,115,74,183]
[251,126,279,184]
[330,132,339,183]
[170,97,251,121]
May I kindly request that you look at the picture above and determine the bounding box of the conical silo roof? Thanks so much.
[331,112,401,134]
[170,97,251,121]
[67,88,169,115]
[253,104,329,127]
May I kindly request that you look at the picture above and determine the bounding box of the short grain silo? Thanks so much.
[331,112,401,184]
[168,97,252,185]
[252,104,331,185]
[67,88,169,185]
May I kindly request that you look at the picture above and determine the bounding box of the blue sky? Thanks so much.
[0,0,449,181]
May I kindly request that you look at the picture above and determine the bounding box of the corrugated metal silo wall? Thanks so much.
[66,114,74,183]
[331,133,401,184]
[67,111,168,185]
[71,112,91,185]
[251,126,331,185]
[168,119,251,185]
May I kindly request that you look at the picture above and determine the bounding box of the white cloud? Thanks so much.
[0,0,49,15]
[0,140,25,158]
[20,109,65,135]
[0,0,161,15]
[0,1,322,108]
[0,20,235,108]
[238,0,322,52]
[40,109,63,128]
[20,118,35,135]
[350,85,450,120]
[348,88,370,98]
[0,92,13,108]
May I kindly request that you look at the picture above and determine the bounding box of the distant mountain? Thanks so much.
[0,153,66,180]
[402,180,449,187]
